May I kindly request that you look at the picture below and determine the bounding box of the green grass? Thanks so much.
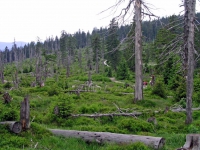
[1,60,200,150]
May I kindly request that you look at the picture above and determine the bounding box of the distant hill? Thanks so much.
[0,41,27,50]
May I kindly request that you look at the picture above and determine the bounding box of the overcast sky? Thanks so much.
[0,0,199,43]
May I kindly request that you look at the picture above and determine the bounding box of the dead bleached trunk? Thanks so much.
[71,112,142,118]
[95,48,99,73]
[185,0,196,124]
[78,49,82,72]
[49,129,165,149]
[178,134,200,150]
[134,0,143,102]
[0,51,4,84]
[66,55,70,78]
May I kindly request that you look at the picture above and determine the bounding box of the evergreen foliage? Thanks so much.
[116,58,129,80]
[106,18,120,71]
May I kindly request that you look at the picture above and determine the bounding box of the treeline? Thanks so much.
[0,16,166,63]
[1,13,200,66]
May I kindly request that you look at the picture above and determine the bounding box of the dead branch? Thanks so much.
[71,112,142,118]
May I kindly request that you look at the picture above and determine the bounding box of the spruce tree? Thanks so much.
[106,18,120,71]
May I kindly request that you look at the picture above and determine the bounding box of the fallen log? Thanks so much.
[71,112,142,118]
[171,107,200,112]
[177,134,200,150]
[0,121,22,133]
[49,129,165,149]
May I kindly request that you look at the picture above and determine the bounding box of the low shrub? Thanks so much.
[151,81,167,99]
[52,95,74,119]
[3,82,12,89]
[193,111,200,120]
[79,104,99,114]
[137,100,156,108]
[117,118,154,133]
[187,124,199,133]
[47,85,60,96]
[1,108,18,121]
[31,122,52,138]
[164,112,186,120]
[107,142,151,150]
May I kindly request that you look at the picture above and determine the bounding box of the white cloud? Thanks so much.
[0,0,199,42]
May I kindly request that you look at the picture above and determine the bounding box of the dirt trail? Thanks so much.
[109,77,124,84]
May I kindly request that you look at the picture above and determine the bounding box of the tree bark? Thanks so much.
[177,134,200,150]
[20,96,30,130]
[134,0,143,102]
[0,121,22,134]
[71,112,142,118]
[49,129,165,149]
[184,0,196,124]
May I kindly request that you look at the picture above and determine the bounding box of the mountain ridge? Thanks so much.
[0,41,27,50]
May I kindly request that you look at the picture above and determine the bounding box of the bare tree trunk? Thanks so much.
[56,51,61,82]
[35,57,40,85]
[78,49,82,72]
[20,96,30,130]
[96,49,99,73]
[88,63,92,84]
[66,55,70,78]
[185,0,195,124]
[0,52,4,84]
[134,0,143,102]
[49,129,165,149]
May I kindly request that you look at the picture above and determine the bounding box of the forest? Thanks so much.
[0,1,200,150]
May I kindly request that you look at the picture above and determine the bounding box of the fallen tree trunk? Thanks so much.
[0,121,22,133]
[49,129,165,149]
[71,112,142,118]
[171,107,200,112]
[177,134,200,150]
[70,107,200,119]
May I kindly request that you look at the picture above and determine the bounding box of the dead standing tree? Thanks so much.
[156,0,197,124]
[35,38,44,86]
[184,0,196,124]
[134,0,143,101]
[12,39,19,89]
[102,0,157,102]
[0,51,4,84]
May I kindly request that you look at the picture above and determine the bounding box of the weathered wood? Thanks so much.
[177,134,200,150]
[49,129,165,149]
[20,96,30,130]
[134,0,143,101]
[171,107,200,112]
[69,107,200,120]
[184,0,196,124]
[2,92,12,103]
[147,117,157,125]
[71,112,142,118]
[0,121,22,134]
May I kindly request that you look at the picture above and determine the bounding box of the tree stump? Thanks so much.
[2,92,12,104]
[20,96,30,130]
[177,134,200,150]
[0,121,22,134]
[54,106,59,115]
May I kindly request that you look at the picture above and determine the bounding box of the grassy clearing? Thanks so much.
[0,63,199,150]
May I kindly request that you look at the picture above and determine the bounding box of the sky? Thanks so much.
[0,0,199,43]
